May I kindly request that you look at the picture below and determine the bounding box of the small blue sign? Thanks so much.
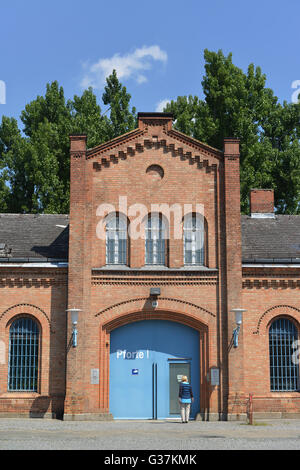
[132,369,139,375]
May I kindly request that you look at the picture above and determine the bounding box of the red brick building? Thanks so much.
[0,112,299,420]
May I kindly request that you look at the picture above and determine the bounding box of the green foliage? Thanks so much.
[0,71,136,213]
[102,69,137,139]
[165,49,300,214]
[1,55,300,214]
[68,87,110,149]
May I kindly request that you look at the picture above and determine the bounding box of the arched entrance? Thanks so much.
[98,309,210,419]
[109,319,201,419]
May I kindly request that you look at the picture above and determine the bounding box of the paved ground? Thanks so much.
[0,418,300,450]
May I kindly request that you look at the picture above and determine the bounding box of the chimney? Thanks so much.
[223,138,240,157]
[250,189,275,218]
[69,134,87,155]
[138,112,173,131]
[0,243,11,258]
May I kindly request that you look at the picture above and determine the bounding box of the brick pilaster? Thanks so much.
[64,134,92,418]
[223,139,245,413]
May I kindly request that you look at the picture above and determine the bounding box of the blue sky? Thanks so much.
[1,0,300,127]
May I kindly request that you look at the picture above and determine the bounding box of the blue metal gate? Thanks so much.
[109,320,200,419]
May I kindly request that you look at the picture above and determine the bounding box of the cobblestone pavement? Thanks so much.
[0,418,300,450]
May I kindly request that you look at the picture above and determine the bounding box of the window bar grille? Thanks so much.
[28,318,31,390]
[281,319,284,391]
[8,318,39,392]
[24,319,27,391]
[16,320,19,390]
[284,319,287,390]
[29,318,34,388]
[269,318,299,392]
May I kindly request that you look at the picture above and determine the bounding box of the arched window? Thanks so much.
[106,213,128,265]
[183,214,205,266]
[8,317,39,392]
[145,214,166,265]
[269,317,299,391]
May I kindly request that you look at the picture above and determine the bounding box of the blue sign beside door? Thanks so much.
[110,320,200,419]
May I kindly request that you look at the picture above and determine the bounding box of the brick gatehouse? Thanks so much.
[0,113,299,421]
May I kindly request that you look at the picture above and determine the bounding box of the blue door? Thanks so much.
[109,320,200,419]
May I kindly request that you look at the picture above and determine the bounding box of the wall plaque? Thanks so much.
[210,368,220,386]
[91,368,99,384]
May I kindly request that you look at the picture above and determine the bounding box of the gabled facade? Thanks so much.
[0,113,299,420]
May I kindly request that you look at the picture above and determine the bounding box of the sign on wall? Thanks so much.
[91,369,99,384]
[210,368,220,386]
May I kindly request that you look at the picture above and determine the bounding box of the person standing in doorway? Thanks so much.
[178,375,194,423]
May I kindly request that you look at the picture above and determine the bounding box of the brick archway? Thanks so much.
[254,305,300,335]
[98,309,209,417]
[0,303,52,331]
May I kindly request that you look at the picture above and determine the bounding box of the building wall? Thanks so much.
[242,267,300,417]
[91,143,219,269]
[0,268,67,418]
[64,117,235,420]
[0,115,299,420]
[91,276,219,416]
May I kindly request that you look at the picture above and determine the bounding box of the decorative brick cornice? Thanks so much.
[166,129,223,160]
[95,297,216,319]
[92,271,218,286]
[87,128,220,171]
[243,278,300,289]
[86,128,145,160]
[141,119,169,129]
[253,305,300,335]
[0,271,67,288]
[70,151,85,159]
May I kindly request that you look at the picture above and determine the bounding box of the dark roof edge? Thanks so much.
[167,128,223,157]
[0,258,68,263]
[0,213,69,217]
[138,112,173,118]
[86,127,143,156]
[243,258,300,264]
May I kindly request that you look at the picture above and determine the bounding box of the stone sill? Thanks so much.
[254,392,300,397]
[93,265,218,272]
[0,393,44,399]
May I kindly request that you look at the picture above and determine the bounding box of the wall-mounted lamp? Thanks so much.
[150,287,161,308]
[67,308,81,347]
[231,308,246,348]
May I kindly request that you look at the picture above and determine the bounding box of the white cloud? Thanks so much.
[155,98,171,112]
[136,74,147,84]
[81,45,167,89]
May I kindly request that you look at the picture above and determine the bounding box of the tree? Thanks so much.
[102,69,137,140]
[0,71,137,213]
[68,87,110,149]
[165,50,300,214]
[0,82,72,213]
[0,116,16,211]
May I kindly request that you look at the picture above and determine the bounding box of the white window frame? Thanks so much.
[105,213,127,265]
[183,213,205,266]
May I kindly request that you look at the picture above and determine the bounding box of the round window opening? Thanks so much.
[146,164,164,181]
